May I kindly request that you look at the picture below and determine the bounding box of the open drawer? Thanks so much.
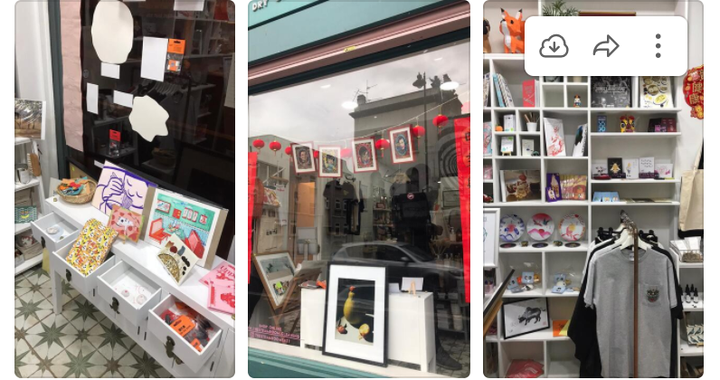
[147,295,223,373]
[98,261,163,326]
[49,241,116,298]
[30,212,79,254]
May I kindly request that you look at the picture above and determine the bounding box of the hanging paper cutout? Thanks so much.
[683,65,704,120]
[129,96,169,141]
[91,0,134,64]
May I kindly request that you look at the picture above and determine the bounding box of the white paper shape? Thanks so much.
[100,62,120,79]
[91,1,134,64]
[113,90,134,108]
[87,83,99,114]
[174,0,204,11]
[389,283,401,294]
[140,37,168,82]
[129,96,169,141]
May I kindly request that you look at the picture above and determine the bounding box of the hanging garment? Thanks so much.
[570,240,683,377]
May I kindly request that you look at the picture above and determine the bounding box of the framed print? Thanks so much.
[388,126,414,164]
[318,145,342,178]
[322,263,388,367]
[143,188,227,269]
[252,252,296,310]
[502,298,550,339]
[483,208,500,267]
[292,142,316,174]
[352,137,378,173]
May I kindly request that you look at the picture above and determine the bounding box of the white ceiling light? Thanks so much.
[434,57,444,61]
[320,84,331,89]
[440,74,459,91]
[342,101,358,110]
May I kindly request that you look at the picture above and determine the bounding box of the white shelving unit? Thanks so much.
[15,137,45,276]
[483,1,702,377]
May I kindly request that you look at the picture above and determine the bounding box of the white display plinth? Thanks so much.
[43,196,234,378]
[300,288,436,372]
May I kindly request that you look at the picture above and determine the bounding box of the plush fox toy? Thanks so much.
[499,8,525,54]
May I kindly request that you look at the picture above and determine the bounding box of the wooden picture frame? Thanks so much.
[318,145,342,178]
[252,251,296,310]
[292,142,316,174]
[352,137,378,173]
[388,125,415,164]
[322,263,388,367]
[502,298,550,340]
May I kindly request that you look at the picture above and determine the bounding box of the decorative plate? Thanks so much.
[527,213,554,241]
[499,214,525,242]
[559,214,586,242]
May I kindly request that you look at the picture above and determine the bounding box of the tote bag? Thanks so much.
[679,145,703,231]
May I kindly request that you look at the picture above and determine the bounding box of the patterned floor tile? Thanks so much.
[26,314,77,361]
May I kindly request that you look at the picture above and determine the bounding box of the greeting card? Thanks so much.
[200,263,235,286]
[157,234,199,285]
[207,280,235,315]
[66,219,118,276]
[107,205,144,242]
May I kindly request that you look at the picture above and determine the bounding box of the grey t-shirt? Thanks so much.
[585,247,677,378]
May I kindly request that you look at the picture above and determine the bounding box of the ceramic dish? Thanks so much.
[499,214,525,242]
[527,213,554,241]
[559,214,586,242]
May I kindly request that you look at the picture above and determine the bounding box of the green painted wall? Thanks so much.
[248,348,384,377]
[248,0,452,63]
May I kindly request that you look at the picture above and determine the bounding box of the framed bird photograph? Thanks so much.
[501,297,550,339]
[322,263,388,367]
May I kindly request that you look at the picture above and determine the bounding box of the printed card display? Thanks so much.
[156,234,198,285]
[640,76,674,108]
[625,159,639,179]
[522,139,534,157]
[608,158,624,178]
[504,114,516,132]
[639,157,655,178]
[92,161,157,215]
[655,163,674,179]
[145,188,223,268]
[207,280,235,315]
[501,136,515,154]
[543,118,566,157]
[200,263,235,286]
[66,219,118,276]
[500,170,542,202]
[107,205,144,242]
[591,76,631,108]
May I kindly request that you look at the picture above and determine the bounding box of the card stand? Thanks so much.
[98,260,163,327]
[147,294,224,373]
[50,241,116,300]
[30,212,80,253]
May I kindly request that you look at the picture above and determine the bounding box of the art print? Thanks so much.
[15,99,45,139]
[323,264,388,367]
[107,205,144,242]
[253,252,295,309]
[318,146,342,178]
[157,234,198,285]
[543,118,566,157]
[145,189,221,268]
[502,298,550,339]
[483,209,500,267]
[292,142,316,174]
[92,161,157,215]
[388,126,414,164]
[352,138,377,173]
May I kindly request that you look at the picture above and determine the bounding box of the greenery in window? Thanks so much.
[542,0,579,16]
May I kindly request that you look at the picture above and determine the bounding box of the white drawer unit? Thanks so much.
[98,260,163,326]
[147,295,224,373]
[30,212,79,253]
[50,241,116,298]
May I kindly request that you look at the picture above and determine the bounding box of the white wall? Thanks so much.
[16,0,58,197]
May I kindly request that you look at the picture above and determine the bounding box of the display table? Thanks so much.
[300,288,436,372]
[40,196,234,378]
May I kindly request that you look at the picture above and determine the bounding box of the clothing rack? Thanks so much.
[620,209,640,378]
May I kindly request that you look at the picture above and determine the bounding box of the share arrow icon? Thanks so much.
[593,35,620,57]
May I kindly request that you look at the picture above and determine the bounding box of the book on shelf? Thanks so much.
[571,124,588,157]
[484,73,491,107]
[493,74,506,108]
[543,118,566,157]
[591,76,632,108]
[483,122,493,156]
[500,170,541,202]
[522,79,539,107]
[499,74,515,107]
[640,76,674,108]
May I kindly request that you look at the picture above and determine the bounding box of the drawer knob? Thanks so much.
[65,269,71,283]
[40,237,45,249]
[165,337,184,365]
[111,297,119,314]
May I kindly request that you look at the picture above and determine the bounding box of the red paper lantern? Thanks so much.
[269,140,282,154]
[284,146,292,156]
[411,125,426,138]
[252,139,265,150]
[314,150,319,159]
[341,148,352,159]
[375,138,390,151]
[433,114,449,128]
